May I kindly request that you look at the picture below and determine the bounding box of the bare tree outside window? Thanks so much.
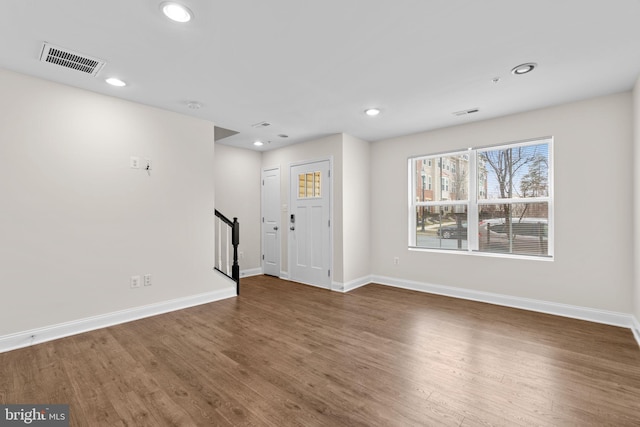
[520,154,549,198]
[478,143,550,255]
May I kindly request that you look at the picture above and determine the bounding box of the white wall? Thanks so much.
[0,69,231,336]
[262,134,344,282]
[633,76,640,325]
[213,143,262,273]
[342,134,371,286]
[371,92,634,313]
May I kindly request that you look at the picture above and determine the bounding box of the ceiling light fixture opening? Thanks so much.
[105,77,126,87]
[511,62,537,75]
[365,108,381,116]
[253,141,264,146]
[161,2,192,23]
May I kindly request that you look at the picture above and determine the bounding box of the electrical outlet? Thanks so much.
[130,156,140,169]
[393,257,400,265]
[144,274,152,286]
[239,251,244,259]
[130,275,141,288]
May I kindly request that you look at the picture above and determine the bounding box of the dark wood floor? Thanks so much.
[2,275,640,426]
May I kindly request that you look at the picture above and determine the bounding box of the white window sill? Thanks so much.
[408,246,554,261]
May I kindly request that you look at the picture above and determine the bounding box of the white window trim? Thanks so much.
[408,137,554,259]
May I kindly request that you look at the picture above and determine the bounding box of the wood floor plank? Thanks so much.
[1,275,639,426]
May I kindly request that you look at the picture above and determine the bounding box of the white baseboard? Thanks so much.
[332,276,372,293]
[370,275,634,329]
[0,287,236,354]
[632,316,640,348]
[240,267,263,278]
[280,271,289,280]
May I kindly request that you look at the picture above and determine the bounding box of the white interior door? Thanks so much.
[289,160,331,288]
[262,167,280,277]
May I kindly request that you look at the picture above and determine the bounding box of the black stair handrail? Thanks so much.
[214,209,240,295]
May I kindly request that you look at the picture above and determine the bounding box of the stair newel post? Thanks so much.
[232,217,240,294]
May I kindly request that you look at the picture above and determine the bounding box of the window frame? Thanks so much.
[408,137,554,260]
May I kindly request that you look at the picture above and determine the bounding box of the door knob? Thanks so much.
[290,226,295,231]
[273,226,278,231]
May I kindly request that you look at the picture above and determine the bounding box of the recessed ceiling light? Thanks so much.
[511,62,537,75]
[105,77,126,87]
[365,108,381,116]
[161,2,192,23]
[253,141,264,146]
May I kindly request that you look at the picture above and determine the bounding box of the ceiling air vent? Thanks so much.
[39,43,106,76]
[452,108,479,117]
[251,121,271,128]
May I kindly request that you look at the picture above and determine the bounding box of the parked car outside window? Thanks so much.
[438,221,467,239]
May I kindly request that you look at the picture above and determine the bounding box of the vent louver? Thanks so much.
[39,43,106,76]
[251,121,271,128]
[452,108,479,117]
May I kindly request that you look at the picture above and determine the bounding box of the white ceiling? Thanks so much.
[1,0,640,151]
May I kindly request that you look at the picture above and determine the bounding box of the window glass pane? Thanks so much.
[298,174,305,198]
[478,202,549,256]
[478,143,549,200]
[306,173,313,197]
[415,204,468,250]
[414,154,469,203]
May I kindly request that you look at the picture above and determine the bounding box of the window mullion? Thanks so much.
[416,200,469,207]
[408,158,416,247]
[468,150,478,251]
[478,196,550,205]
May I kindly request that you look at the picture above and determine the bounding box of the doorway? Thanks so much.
[288,160,331,288]
[262,167,280,277]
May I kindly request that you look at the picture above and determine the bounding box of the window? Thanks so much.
[298,171,321,198]
[427,175,432,190]
[409,137,553,258]
[441,177,449,192]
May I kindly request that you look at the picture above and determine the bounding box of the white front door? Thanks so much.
[289,160,331,288]
[262,167,280,277]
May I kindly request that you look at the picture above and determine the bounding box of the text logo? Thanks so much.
[1,405,68,426]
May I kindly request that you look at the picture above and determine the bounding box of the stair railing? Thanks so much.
[214,209,240,295]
